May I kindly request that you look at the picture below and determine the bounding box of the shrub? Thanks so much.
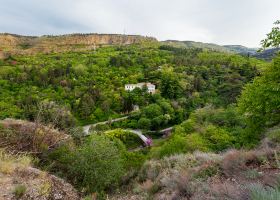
[122,151,146,170]
[150,133,209,159]
[244,169,262,179]
[69,135,125,193]
[143,104,163,118]
[139,160,163,182]
[267,126,280,143]
[138,117,151,130]
[185,133,209,152]
[203,125,234,151]
[150,135,187,158]
[121,151,146,181]
[221,150,246,177]
[13,184,27,199]
[194,162,220,180]
[248,183,280,200]
[160,171,194,198]
[36,100,77,131]
[0,119,70,154]
[174,118,196,135]
[0,101,23,119]
[105,129,143,149]
[44,143,75,176]
[174,106,244,151]
[68,126,84,144]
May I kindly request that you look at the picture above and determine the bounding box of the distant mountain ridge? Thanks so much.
[161,40,278,60]
[162,40,232,52]
[0,33,157,55]
[222,45,258,55]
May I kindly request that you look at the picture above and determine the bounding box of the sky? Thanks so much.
[0,0,280,47]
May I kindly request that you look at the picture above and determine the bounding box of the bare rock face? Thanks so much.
[0,33,157,55]
[0,146,80,200]
[0,166,80,200]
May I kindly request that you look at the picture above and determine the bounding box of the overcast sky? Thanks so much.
[0,0,279,47]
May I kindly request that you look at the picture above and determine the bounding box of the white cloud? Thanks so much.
[0,0,279,46]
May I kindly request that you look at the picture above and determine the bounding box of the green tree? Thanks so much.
[160,67,182,99]
[238,55,280,132]
[143,104,163,118]
[70,135,125,193]
[261,20,280,49]
[138,117,151,130]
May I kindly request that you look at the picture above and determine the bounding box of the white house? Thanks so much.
[125,82,156,94]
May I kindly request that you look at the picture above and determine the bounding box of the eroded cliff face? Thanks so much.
[0,33,157,55]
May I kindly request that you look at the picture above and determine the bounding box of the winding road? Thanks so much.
[83,116,128,135]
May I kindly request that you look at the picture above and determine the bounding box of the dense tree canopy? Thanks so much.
[238,54,280,132]
[0,43,265,132]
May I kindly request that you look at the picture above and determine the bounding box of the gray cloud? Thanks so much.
[0,0,279,47]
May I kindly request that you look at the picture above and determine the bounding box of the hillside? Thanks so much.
[0,33,157,55]
[223,45,258,55]
[254,48,280,61]
[162,40,232,53]
[162,40,280,60]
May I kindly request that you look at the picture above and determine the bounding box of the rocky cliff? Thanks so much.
[0,33,157,55]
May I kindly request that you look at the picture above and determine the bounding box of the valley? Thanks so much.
[0,21,280,200]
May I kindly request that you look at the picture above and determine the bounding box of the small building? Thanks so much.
[125,82,156,94]
[132,104,140,111]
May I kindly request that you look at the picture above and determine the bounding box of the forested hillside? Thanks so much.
[0,43,265,129]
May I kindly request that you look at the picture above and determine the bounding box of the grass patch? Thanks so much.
[194,163,220,180]
[0,149,31,174]
[13,184,27,199]
[248,183,280,200]
[244,169,262,179]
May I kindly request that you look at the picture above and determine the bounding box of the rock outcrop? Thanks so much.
[0,33,157,55]
[0,150,79,200]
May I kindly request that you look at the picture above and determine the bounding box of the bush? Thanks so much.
[221,150,246,177]
[150,133,209,158]
[0,101,23,119]
[150,135,187,158]
[143,104,163,118]
[13,184,27,199]
[0,119,71,154]
[105,129,143,149]
[37,100,77,131]
[185,133,209,152]
[44,143,75,176]
[194,162,220,180]
[248,183,280,200]
[69,135,125,193]
[267,126,280,143]
[138,118,151,130]
[203,125,234,151]
[244,169,261,179]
